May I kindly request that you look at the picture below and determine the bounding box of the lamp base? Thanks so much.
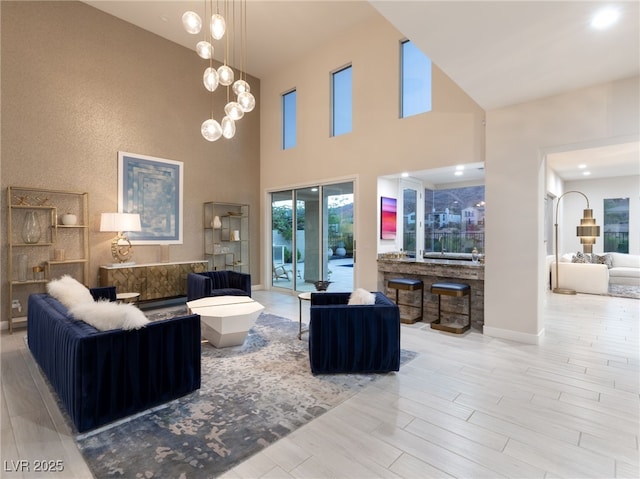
[552,287,577,295]
[111,234,134,263]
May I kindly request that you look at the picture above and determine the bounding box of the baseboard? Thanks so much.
[483,325,544,344]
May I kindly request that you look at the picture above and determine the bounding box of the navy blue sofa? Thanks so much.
[186,270,251,301]
[27,288,201,433]
[309,292,401,374]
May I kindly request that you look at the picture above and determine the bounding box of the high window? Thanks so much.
[401,40,432,118]
[282,89,297,149]
[331,65,352,136]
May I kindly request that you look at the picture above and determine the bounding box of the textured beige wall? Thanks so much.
[259,14,485,291]
[1,1,261,322]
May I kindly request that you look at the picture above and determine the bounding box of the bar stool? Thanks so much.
[387,278,423,324]
[430,282,471,334]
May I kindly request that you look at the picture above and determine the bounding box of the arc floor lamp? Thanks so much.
[553,190,601,295]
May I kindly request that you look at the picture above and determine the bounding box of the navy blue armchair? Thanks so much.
[186,270,251,301]
[309,292,401,374]
[89,286,117,302]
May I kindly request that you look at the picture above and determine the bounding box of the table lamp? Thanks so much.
[100,212,142,264]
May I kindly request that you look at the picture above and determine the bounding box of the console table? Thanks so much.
[99,261,208,302]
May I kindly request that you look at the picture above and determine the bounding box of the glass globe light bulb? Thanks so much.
[182,11,202,34]
[224,101,244,121]
[232,80,250,95]
[221,116,236,139]
[203,67,219,92]
[201,119,222,142]
[217,65,234,86]
[210,14,226,40]
[238,91,256,112]
[196,41,213,59]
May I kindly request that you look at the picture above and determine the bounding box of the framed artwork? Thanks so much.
[118,151,183,244]
[380,196,397,240]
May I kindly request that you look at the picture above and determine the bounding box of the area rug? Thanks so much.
[608,284,640,299]
[76,312,416,478]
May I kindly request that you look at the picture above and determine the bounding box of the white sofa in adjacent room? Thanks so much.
[607,252,640,286]
[550,252,640,294]
[550,260,609,295]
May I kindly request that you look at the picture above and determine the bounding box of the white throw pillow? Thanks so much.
[47,275,94,309]
[560,253,574,263]
[69,300,149,331]
[348,288,376,305]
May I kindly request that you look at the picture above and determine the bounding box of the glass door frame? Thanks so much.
[398,178,424,258]
[267,178,356,293]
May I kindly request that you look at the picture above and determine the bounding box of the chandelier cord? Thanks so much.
[207,0,214,119]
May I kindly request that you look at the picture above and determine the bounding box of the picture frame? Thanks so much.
[380,196,397,240]
[118,151,183,244]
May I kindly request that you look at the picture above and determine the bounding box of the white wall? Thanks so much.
[260,13,485,291]
[258,8,638,343]
[485,76,639,343]
[377,177,399,253]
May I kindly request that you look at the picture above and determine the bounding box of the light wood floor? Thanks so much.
[1,291,638,478]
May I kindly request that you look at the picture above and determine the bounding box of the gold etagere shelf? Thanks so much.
[6,186,89,333]
[203,202,250,274]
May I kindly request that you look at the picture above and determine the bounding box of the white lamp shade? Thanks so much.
[100,213,142,232]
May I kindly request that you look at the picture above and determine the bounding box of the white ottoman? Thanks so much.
[186,296,264,348]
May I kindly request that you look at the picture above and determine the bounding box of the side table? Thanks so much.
[297,292,312,340]
[116,292,140,304]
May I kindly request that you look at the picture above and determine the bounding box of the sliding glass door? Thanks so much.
[271,181,354,292]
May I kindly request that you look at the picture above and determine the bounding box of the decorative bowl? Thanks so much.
[313,281,332,291]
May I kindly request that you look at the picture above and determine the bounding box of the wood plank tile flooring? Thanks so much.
[1,291,638,478]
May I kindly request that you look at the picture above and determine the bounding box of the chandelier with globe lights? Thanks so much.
[182,0,255,141]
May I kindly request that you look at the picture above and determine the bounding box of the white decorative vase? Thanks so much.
[212,216,222,229]
[61,213,77,225]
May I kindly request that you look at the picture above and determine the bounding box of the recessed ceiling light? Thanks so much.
[578,164,587,169]
[454,171,463,176]
[591,7,620,29]
[401,172,409,178]
[455,165,465,171]
[583,171,592,176]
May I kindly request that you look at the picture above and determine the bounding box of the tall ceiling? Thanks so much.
[83,0,639,180]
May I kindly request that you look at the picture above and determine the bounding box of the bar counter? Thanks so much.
[377,257,484,330]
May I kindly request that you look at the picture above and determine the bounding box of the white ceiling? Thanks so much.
[547,141,640,182]
[82,0,639,182]
[371,0,639,111]
[83,1,380,81]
